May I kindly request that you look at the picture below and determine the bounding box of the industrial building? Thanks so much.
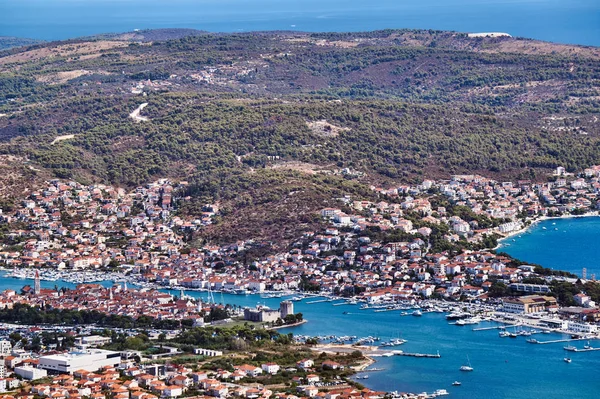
[15,365,48,380]
[39,349,121,374]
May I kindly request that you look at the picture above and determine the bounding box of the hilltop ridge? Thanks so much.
[0,28,599,245]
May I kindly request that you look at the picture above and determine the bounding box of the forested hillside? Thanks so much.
[0,29,599,244]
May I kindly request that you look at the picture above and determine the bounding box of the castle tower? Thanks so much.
[34,270,41,295]
[280,300,294,318]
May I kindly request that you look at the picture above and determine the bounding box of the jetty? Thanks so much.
[395,351,441,358]
[332,302,355,306]
[532,337,590,345]
[472,325,506,331]
[563,346,600,352]
[306,299,329,304]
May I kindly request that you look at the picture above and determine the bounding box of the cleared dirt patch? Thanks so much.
[315,39,360,48]
[51,134,75,145]
[269,161,332,175]
[0,40,129,66]
[129,103,149,122]
[36,69,112,84]
[306,119,350,138]
[480,40,600,60]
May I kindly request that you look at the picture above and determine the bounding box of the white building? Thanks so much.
[509,283,551,294]
[333,213,351,226]
[193,348,223,357]
[39,349,121,374]
[162,386,183,398]
[248,281,265,292]
[0,378,19,392]
[14,365,47,380]
[541,318,569,330]
[498,221,522,234]
[261,363,280,374]
[453,221,470,233]
[568,322,598,334]
[76,335,112,348]
[0,341,11,356]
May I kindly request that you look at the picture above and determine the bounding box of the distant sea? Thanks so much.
[0,0,599,46]
[499,216,600,278]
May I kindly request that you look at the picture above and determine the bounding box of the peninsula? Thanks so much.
[0,27,599,398]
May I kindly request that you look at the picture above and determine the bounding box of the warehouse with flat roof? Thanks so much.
[39,349,121,374]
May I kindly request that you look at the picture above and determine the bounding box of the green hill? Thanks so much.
[0,29,599,244]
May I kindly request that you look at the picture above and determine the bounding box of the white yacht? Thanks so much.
[460,356,474,372]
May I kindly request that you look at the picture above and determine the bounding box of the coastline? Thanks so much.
[494,211,600,251]
[309,344,377,371]
[268,319,308,330]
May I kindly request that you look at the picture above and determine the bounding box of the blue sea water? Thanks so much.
[133,290,600,398]
[0,276,598,398]
[0,0,599,46]
[499,216,600,278]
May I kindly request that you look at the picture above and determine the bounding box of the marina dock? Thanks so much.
[563,347,600,352]
[531,338,590,345]
[395,352,441,358]
[472,325,507,331]
[306,299,329,304]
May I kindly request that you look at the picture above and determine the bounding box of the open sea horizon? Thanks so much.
[0,0,599,47]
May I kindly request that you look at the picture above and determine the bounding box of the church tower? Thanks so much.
[34,270,41,295]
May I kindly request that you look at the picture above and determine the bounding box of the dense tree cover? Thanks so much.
[0,303,185,329]
[273,313,303,327]
[533,266,578,278]
[1,30,600,246]
[8,94,600,189]
[173,324,285,350]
